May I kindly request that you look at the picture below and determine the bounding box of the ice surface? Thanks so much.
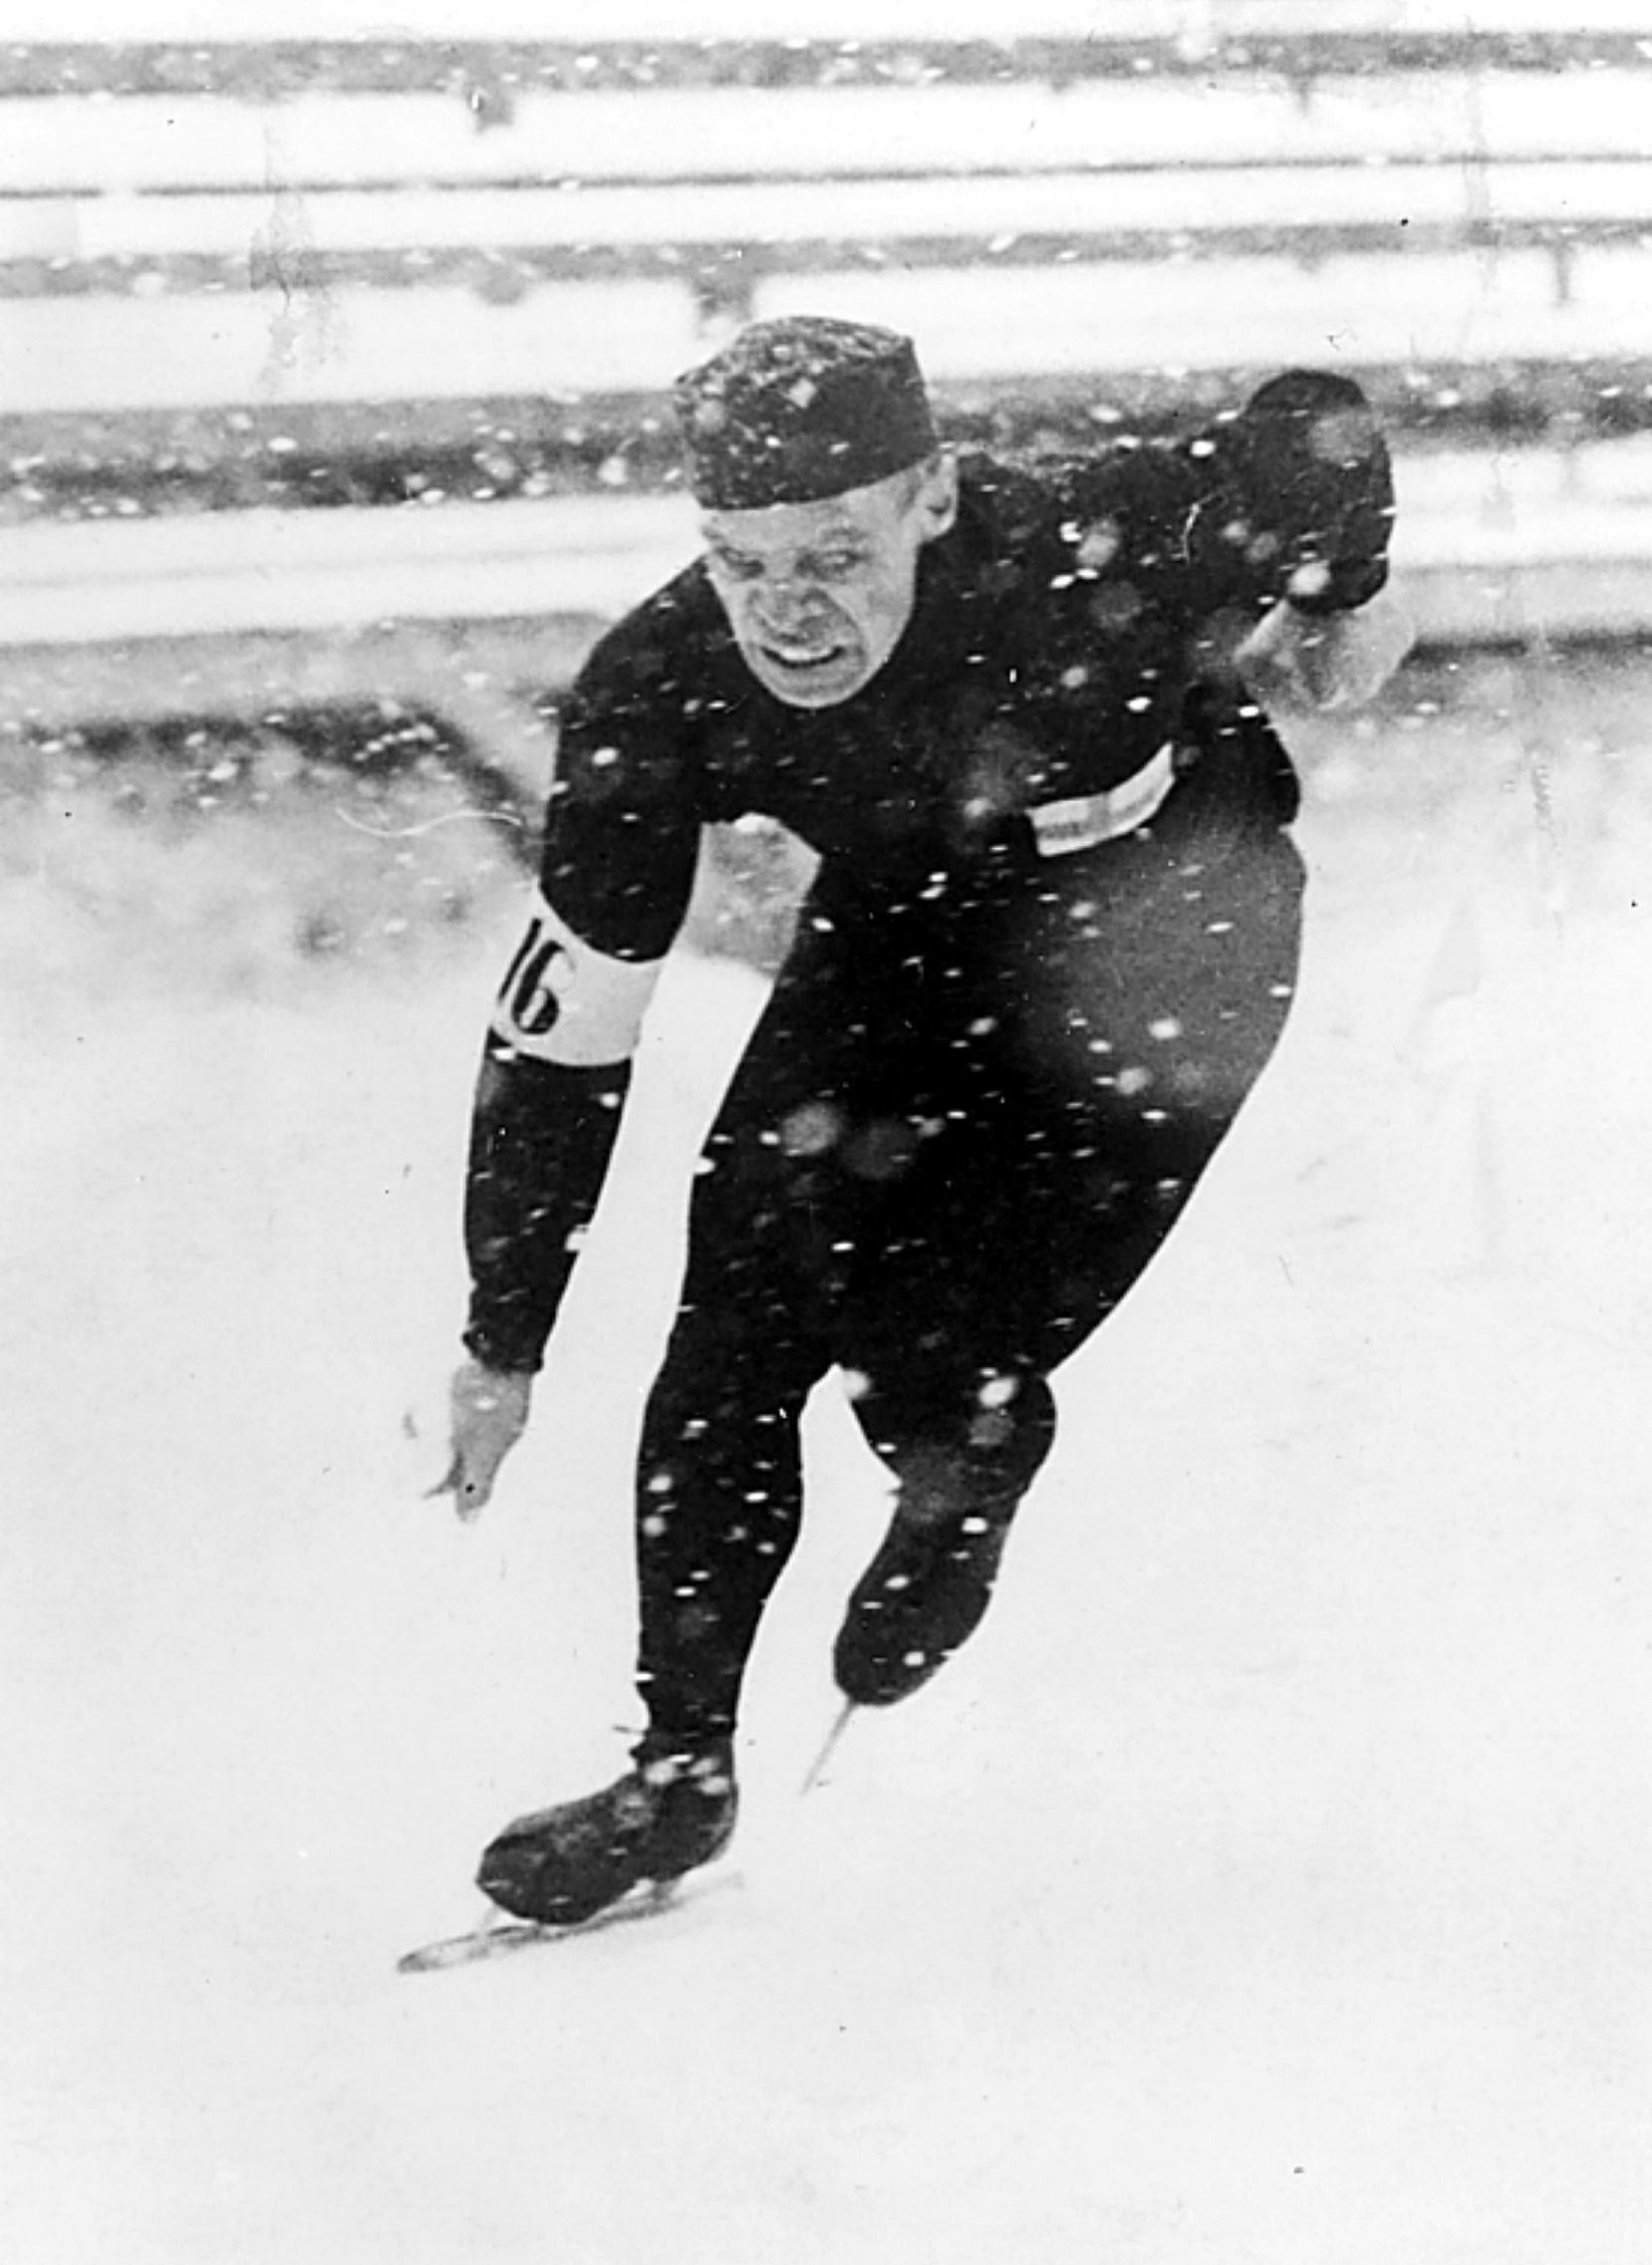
[2,658,1649,2264]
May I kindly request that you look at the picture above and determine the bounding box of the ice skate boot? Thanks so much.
[832,1498,1015,1707]
[476,1734,737,1927]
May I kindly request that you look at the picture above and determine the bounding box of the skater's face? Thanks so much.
[700,454,959,709]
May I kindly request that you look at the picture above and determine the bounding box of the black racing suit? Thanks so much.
[461,371,1395,1742]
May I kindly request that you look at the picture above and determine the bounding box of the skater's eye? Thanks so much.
[707,543,765,581]
[799,548,867,584]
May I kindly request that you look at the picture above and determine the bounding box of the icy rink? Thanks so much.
[2,677,1650,2265]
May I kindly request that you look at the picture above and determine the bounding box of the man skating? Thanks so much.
[434,315,1405,1927]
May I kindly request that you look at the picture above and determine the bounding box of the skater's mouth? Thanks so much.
[742,614,872,707]
[760,641,847,673]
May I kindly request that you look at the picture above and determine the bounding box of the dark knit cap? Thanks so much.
[675,316,939,509]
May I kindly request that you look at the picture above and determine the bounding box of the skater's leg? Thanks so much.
[634,1314,818,1744]
[472,1275,785,1923]
[831,1356,1057,1706]
[833,823,1306,1703]
[630,907,911,1743]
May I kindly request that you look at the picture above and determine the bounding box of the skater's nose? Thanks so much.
[760,572,824,626]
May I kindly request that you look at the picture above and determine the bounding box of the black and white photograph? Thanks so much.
[2,3,1648,2260]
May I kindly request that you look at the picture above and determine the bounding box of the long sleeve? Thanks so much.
[461,1046,631,1374]
[457,594,706,1372]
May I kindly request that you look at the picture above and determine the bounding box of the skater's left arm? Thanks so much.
[459,770,696,1378]
[438,618,703,1519]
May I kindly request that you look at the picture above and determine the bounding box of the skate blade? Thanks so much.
[800,1699,859,1796]
[397,1870,738,1974]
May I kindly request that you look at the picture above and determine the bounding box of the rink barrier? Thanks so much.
[6,70,1651,201]
[8,4,1652,73]
[3,249,1651,420]
[3,32,1649,435]
[6,437,1652,789]
[2,6,1649,751]
[6,442,1652,650]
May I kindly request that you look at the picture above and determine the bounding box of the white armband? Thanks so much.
[490,892,663,1066]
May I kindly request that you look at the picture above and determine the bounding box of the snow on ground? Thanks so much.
[1,655,1649,2264]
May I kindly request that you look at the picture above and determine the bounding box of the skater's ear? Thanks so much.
[906,449,960,545]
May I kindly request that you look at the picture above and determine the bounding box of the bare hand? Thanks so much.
[427,1358,534,1523]
[1236,589,1413,712]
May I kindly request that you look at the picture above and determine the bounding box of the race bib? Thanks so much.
[490,891,662,1066]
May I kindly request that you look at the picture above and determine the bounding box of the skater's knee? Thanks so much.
[642,1306,823,1459]
[848,1366,1057,1509]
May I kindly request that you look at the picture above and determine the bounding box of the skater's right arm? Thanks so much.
[437,615,704,1517]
